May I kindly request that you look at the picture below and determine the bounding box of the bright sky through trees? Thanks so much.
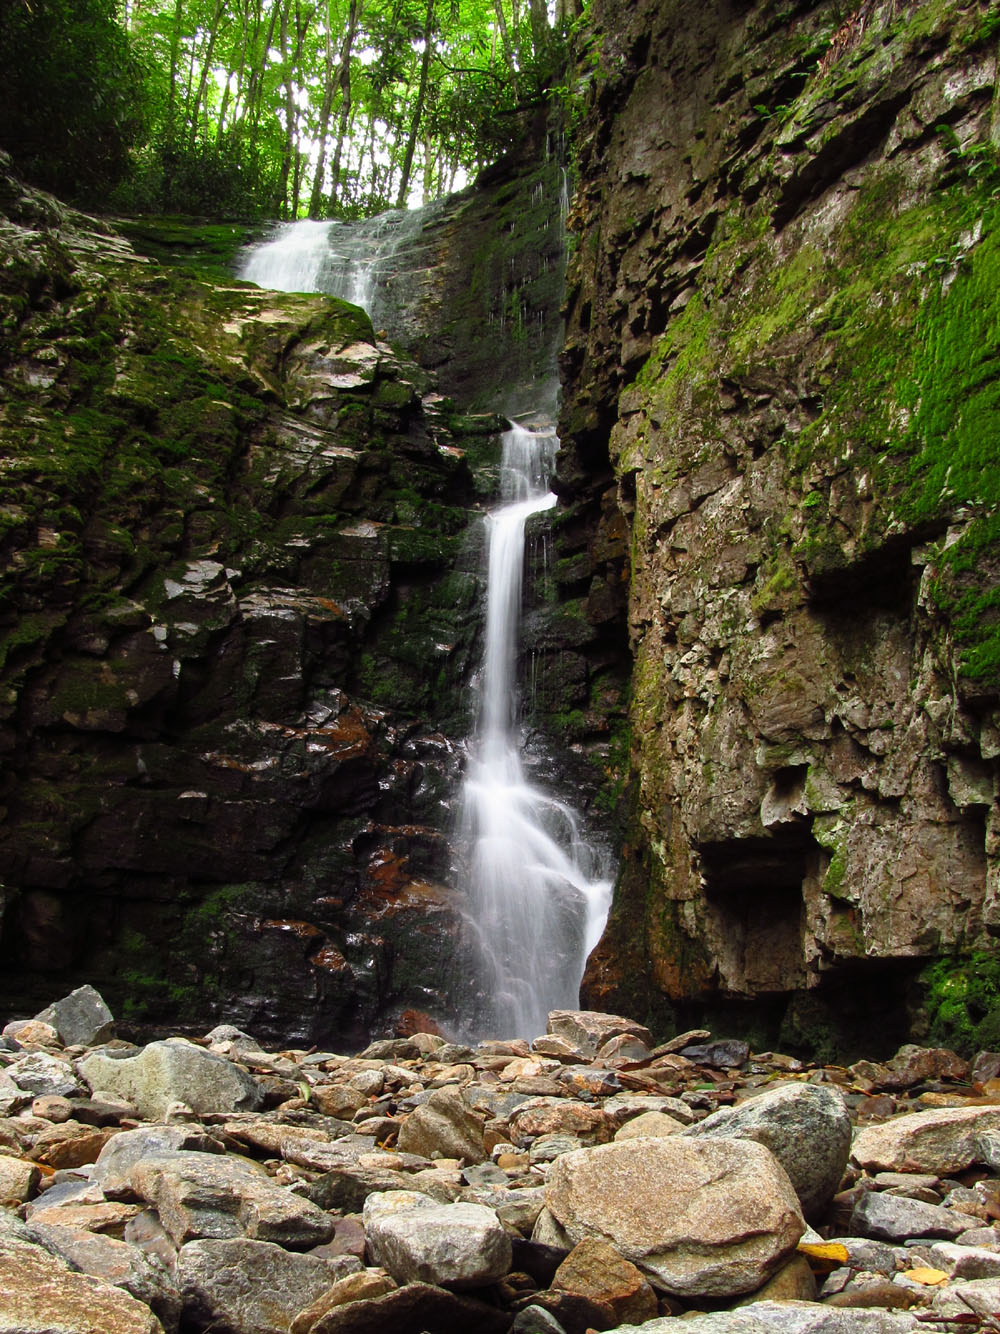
[0,0,581,217]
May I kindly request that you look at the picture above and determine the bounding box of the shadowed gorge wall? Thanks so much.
[560,0,1000,1053]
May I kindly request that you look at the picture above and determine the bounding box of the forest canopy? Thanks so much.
[0,0,581,219]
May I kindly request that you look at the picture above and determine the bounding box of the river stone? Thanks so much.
[0,1153,40,1202]
[364,1192,512,1290]
[93,1125,226,1198]
[396,1084,487,1163]
[79,1039,263,1120]
[545,1010,653,1056]
[507,1097,610,1146]
[8,1050,86,1098]
[552,1236,658,1325]
[177,1237,342,1334]
[301,1280,513,1334]
[852,1105,1000,1174]
[127,1150,334,1248]
[28,1221,181,1332]
[289,1270,397,1334]
[608,1302,923,1331]
[849,1190,971,1241]
[685,1082,851,1217]
[932,1277,1000,1319]
[0,1233,165,1334]
[614,1110,684,1140]
[35,985,115,1047]
[545,1136,805,1297]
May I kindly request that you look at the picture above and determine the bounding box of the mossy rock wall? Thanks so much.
[0,164,503,1047]
[560,0,1000,1054]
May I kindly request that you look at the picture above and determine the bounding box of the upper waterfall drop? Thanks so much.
[237,177,614,1042]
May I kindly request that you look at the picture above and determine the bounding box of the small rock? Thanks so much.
[0,1153,40,1203]
[678,1038,750,1069]
[552,1235,658,1325]
[3,1020,59,1046]
[849,1189,971,1241]
[8,1050,85,1098]
[614,1110,683,1140]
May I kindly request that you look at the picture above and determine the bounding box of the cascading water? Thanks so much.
[457,422,612,1039]
[238,194,613,1041]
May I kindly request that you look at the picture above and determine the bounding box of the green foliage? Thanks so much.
[0,0,145,204]
[920,953,1000,1055]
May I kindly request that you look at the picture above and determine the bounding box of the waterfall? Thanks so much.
[239,220,333,294]
[458,423,612,1039]
[238,199,613,1042]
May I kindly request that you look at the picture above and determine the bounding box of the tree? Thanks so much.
[0,0,145,204]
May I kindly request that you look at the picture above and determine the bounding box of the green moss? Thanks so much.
[919,952,1000,1054]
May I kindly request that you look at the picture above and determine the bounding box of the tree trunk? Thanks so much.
[311,0,359,216]
[395,0,434,207]
[188,0,225,148]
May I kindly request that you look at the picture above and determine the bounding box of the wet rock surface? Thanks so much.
[4,996,1000,1331]
[560,0,1000,1046]
[0,160,511,1046]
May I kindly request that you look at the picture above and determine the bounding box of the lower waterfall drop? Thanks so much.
[457,420,612,1041]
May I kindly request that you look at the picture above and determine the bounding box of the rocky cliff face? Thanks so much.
[0,162,506,1046]
[561,0,1000,1053]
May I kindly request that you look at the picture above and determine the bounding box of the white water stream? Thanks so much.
[239,214,612,1040]
[459,423,612,1038]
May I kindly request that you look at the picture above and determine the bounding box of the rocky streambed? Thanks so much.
[4,991,1000,1332]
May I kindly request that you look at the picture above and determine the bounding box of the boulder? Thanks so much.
[93,1125,226,1199]
[126,1150,334,1249]
[289,1270,397,1334]
[545,1011,653,1056]
[0,1230,164,1334]
[507,1097,610,1146]
[35,985,115,1047]
[363,1191,511,1290]
[177,1237,343,1334]
[852,1106,1000,1174]
[79,1039,263,1120]
[685,1082,851,1217]
[27,1221,181,1332]
[396,1085,487,1163]
[544,1136,804,1297]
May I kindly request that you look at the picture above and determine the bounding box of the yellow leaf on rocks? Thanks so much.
[797,1242,850,1272]
[902,1267,949,1286]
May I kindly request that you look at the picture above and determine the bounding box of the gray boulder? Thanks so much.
[396,1084,487,1163]
[35,985,115,1047]
[849,1190,971,1242]
[79,1038,263,1119]
[685,1082,851,1217]
[177,1237,343,1334]
[126,1150,334,1249]
[363,1191,512,1290]
[609,1302,922,1332]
